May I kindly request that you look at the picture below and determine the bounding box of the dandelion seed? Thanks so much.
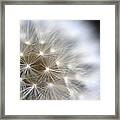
[50,48,55,53]
[64,76,68,84]
[69,89,74,96]
[56,61,60,66]
[25,41,31,45]
[20,52,23,57]
[32,84,37,89]
[45,67,50,72]
[67,64,73,69]
[48,83,54,88]
[25,64,31,69]
[40,40,45,44]
[39,51,44,56]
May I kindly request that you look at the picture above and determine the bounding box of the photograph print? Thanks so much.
[20,20,100,100]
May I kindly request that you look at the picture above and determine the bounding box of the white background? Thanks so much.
[5,5,115,115]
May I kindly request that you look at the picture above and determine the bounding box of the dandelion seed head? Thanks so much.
[20,20,99,100]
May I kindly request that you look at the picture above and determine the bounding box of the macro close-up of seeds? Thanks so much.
[20,20,100,100]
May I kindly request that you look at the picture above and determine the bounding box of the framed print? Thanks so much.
[0,0,119,119]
